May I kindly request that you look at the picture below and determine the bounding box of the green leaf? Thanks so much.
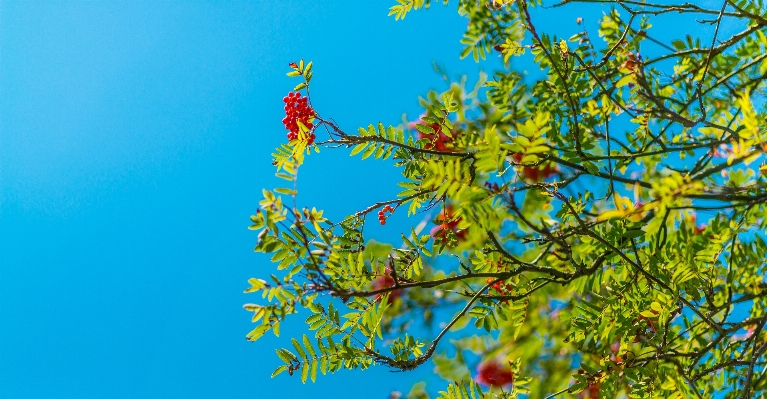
[276,348,296,364]
[271,365,289,378]
[569,381,588,393]
[292,338,307,359]
[274,187,296,196]
[415,123,435,135]
[246,325,270,342]
[616,74,635,88]
[361,143,377,160]
[303,334,316,357]
[350,143,369,156]
[310,359,318,382]
[301,360,309,383]
[244,278,268,293]
[623,229,645,239]
[582,161,600,174]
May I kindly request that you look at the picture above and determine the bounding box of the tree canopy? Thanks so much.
[245,1,767,397]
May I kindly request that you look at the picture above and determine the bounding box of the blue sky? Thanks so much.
[0,1,745,398]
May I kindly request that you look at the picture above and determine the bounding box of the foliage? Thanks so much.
[246,1,767,397]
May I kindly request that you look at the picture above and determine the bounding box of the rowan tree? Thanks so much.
[245,1,767,397]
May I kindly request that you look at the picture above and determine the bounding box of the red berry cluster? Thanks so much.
[378,205,394,225]
[409,116,454,152]
[577,382,601,399]
[430,206,467,245]
[417,124,451,151]
[371,269,403,305]
[621,51,642,72]
[486,277,513,304]
[475,360,514,388]
[282,91,316,144]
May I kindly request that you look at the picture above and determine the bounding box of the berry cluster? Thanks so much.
[577,382,601,399]
[621,51,642,72]
[486,277,513,304]
[475,360,514,388]
[409,116,453,152]
[431,206,467,245]
[282,91,316,144]
[371,269,403,305]
[377,205,394,225]
[621,52,642,88]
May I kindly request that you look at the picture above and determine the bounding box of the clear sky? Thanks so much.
[0,1,741,398]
